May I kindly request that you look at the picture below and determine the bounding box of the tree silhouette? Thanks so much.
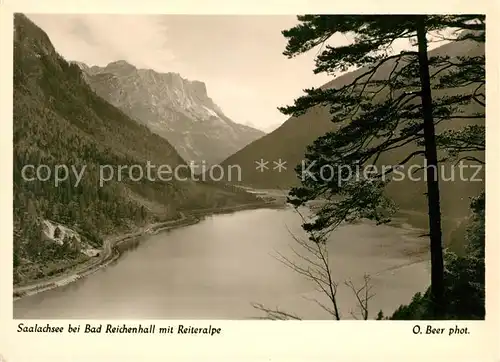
[280,15,485,318]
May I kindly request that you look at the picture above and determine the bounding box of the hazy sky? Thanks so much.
[27,14,452,131]
[27,14,337,131]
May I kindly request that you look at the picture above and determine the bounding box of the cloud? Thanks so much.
[27,14,176,69]
[25,14,332,129]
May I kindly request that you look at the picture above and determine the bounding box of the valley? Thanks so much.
[218,39,485,221]
[12,14,485,322]
[13,13,264,286]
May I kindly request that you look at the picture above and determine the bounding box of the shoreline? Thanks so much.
[13,200,283,301]
[14,192,459,302]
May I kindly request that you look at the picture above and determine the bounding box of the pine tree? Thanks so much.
[280,15,485,318]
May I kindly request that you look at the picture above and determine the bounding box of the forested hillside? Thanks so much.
[13,13,258,283]
[220,39,484,220]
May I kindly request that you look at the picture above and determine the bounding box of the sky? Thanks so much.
[27,14,336,132]
[26,14,452,132]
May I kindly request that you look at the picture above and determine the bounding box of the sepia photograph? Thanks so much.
[11,12,486,323]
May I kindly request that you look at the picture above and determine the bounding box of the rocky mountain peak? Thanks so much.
[70,61,90,72]
[77,61,264,165]
[103,60,137,75]
[189,80,208,98]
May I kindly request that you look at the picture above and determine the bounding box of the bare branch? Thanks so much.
[345,274,375,320]
[251,303,302,320]
[252,205,376,321]
[455,156,485,165]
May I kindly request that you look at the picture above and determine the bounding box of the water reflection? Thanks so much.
[14,208,430,320]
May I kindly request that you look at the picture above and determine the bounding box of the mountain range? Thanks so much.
[74,60,265,166]
[219,38,485,222]
[13,13,261,283]
[12,12,485,281]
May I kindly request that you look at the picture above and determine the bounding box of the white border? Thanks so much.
[0,1,498,361]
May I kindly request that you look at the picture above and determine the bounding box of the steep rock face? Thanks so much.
[13,13,260,282]
[76,61,265,165]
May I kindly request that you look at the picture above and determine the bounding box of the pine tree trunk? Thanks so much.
[415,16,445,318]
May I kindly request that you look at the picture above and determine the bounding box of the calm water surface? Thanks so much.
[14,207,431,319]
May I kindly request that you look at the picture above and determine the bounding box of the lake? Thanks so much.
[13,206,431,319]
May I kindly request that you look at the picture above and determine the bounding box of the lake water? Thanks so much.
[13,207,431,319]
